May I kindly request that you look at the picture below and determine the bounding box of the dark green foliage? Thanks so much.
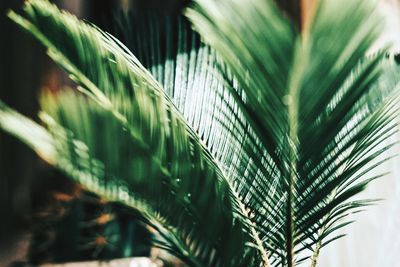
[1,0,400,266]
[3,1,264,266]
[187,0,400,265]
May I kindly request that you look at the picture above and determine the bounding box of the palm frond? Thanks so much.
[0,99,195,265]
[187,0,400,266]
[111,13,285,264]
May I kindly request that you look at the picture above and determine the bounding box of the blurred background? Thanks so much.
[1,0,400,266]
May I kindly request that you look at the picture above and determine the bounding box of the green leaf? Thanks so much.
[187,0,400,266]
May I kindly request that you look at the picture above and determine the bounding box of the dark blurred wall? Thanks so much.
[0,0,101,259]
[0,0,44,257]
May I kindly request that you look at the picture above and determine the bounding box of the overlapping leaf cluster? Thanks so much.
[3,1,263,266]
[1,0,399,266]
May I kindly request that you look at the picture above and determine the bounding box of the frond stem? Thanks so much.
[309,187,339,267]
[310,232,323,267]
[286,42,304,267]
[230,185,272,267]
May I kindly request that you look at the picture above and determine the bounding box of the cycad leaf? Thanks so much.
[187,0,400,266]
[0,99,196,264]
[111,13,289,265]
